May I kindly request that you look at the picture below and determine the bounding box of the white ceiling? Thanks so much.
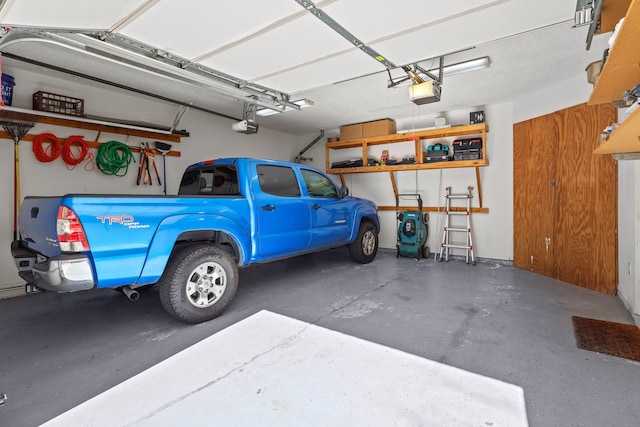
[0,0,610,135]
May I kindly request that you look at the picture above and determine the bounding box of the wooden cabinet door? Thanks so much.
[513,103,617,294]
[514,114,561,276]
[553,104,618,293]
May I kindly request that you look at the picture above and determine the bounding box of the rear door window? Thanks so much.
[257,165,301,197]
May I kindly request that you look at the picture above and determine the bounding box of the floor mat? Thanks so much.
[572,316,640,362]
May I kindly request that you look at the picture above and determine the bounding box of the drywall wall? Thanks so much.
[0,65,297,293]
[617,160,639,321]
[298,102,515,260]
[512,73,594,124]
[298,73,602,261]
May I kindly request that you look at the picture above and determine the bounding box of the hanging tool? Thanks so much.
[136,142,153,185]
[0,110,35,240]
[144,143,152,185]
[154,141,172,195]
[136,142,146,185]
[147,147,161,186]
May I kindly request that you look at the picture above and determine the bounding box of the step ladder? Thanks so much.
[437,186,476,265]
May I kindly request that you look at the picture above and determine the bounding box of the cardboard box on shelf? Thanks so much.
[340,123,363,140]
[363,118,396,137]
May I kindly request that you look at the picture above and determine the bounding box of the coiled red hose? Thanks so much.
[61,135,90,167]
[32,133,61,162]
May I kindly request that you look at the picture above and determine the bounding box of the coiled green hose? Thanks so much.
[96,141,134,177]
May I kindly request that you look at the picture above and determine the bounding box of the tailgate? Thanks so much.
[18,196,64,257]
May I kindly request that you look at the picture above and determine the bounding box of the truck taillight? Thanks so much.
[57,206,89,252]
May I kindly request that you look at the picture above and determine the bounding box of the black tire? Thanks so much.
[158,244,238,324]
[348,222,378,264]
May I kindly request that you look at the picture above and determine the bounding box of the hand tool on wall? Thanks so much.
[147,148,161,186]
[137,142,153,185]
[136,142,145,185]
[0,109,35,239]
[144,144,152,185]
[154,141,172,195]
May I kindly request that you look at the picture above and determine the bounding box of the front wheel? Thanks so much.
[348,222,378,264]
[159,245,238,324]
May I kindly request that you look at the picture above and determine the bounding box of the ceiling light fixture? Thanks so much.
[256,99,315,117]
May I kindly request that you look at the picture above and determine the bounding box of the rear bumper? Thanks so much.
[11,241,95,292]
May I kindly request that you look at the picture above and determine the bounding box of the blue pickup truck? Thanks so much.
[11,158,380,323]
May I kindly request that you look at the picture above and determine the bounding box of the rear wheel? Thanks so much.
[159,245,238,324]
[348,222,378,264]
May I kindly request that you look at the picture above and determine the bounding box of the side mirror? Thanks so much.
[341,186,349,198]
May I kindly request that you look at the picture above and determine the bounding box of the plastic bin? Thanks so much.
[33,91,84,116]
[1,73,15,106]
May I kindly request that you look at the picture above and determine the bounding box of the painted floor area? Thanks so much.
[2,249,639,426]
[43,310,528,427]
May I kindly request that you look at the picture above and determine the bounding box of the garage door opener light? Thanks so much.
[256,99,314,117]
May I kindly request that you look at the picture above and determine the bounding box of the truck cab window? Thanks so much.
[179,166,239,195]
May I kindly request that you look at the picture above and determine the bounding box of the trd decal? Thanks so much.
[96,215,150,229]
[96,215,134,225]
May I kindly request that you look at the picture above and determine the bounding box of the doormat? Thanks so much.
[572,316,640,362]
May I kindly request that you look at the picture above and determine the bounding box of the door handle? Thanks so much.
[261,204,276,211]
[311,204,321,210]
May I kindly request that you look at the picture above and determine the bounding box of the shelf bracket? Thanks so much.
[389,171,398,200]
[475,167,484,208]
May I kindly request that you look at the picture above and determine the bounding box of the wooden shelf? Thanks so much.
[327,158,488,174]
[0,132,182,157]
[594,107,640,154]
[326,123,488,171]
[1,107,184,156]
[1,107,185,143]
[588,0,640,155]
[326,123,489,211]
[326,123,488,150]
[377,205,489,214]
[588,0,639,105]
[599,0,632,33]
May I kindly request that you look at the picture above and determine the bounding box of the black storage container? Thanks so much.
[452,137,482,152]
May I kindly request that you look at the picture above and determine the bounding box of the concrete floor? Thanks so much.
[1,248,639,426]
